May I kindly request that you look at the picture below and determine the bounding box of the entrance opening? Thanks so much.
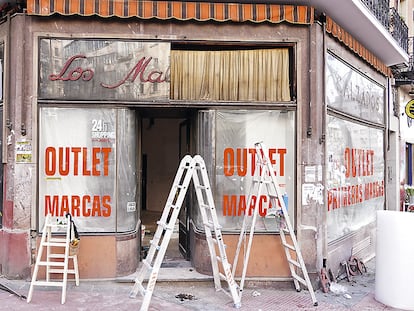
[139,108,193,266]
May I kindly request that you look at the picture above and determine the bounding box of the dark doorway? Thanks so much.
[178,119,191,259]
[139,108,194,263]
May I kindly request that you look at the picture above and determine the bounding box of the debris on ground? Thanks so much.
[344,293,352,299]
[175,293,197,301]
[252,290,261,297]
[329,282,348,295]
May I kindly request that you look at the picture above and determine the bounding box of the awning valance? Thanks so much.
[326,16,391,77]
[26,0,314,24]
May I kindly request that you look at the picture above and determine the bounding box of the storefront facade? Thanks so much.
[324,46,386,265]
[0,1,398,282]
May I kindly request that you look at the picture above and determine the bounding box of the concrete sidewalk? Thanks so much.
[0,260,401,311]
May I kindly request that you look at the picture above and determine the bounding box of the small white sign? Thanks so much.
[127,202,136,212]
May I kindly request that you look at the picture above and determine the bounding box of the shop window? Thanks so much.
[325,52,385,242]
[38,107,137,233]
[326,116,384,242]
[195,110,296,232]
[170,47,291,102]
[326,52,385,125]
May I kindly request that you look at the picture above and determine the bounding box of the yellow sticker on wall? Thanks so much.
[406,99,414,119]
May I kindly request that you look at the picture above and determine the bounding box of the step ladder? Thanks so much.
[232,142,318,306]
[27,213,80,304]
[129,155,241,311]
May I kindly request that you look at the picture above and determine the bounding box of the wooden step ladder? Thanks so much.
[129,155,241,311]
[27,213,80,304]
[232,142,318,306]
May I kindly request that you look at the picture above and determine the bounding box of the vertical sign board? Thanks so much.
[326,53,385,242]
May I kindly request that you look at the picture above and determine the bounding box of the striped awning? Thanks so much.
[26,0,314,24]
[326,16,391,76]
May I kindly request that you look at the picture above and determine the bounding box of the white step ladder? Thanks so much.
[232,142,318,306]
[129,155,241,311]
[27,213,80,304]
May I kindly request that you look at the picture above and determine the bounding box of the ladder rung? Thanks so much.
[156,221,174,230]
[32,280,64,287]
[200,203,210,209]
[142,259,153,270]
[49,238,67,243]
[282,242,296,251]
[261,179,273,184]
[45,223,68,228]
[287,258,301,268]
[49,253,76,259]
[43,242,67,247]
[38,261,65,267]
[47,268,77,274]
[48,253,65,259]
[219,272,227,281]
[292,272,307,287]
[216,256,222,262]
[196,185,208,190]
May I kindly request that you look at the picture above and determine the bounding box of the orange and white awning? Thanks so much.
[26,0,390,76]
[26,0,314,24]
[326,16,391,76]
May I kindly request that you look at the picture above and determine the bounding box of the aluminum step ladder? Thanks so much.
[129,155,241,311]
[232,142,318,306]
[27,213,80,304]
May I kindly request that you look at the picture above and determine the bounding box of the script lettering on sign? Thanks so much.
[48,55,169,89]
[100,56,169,88]
[49,55,94,82]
